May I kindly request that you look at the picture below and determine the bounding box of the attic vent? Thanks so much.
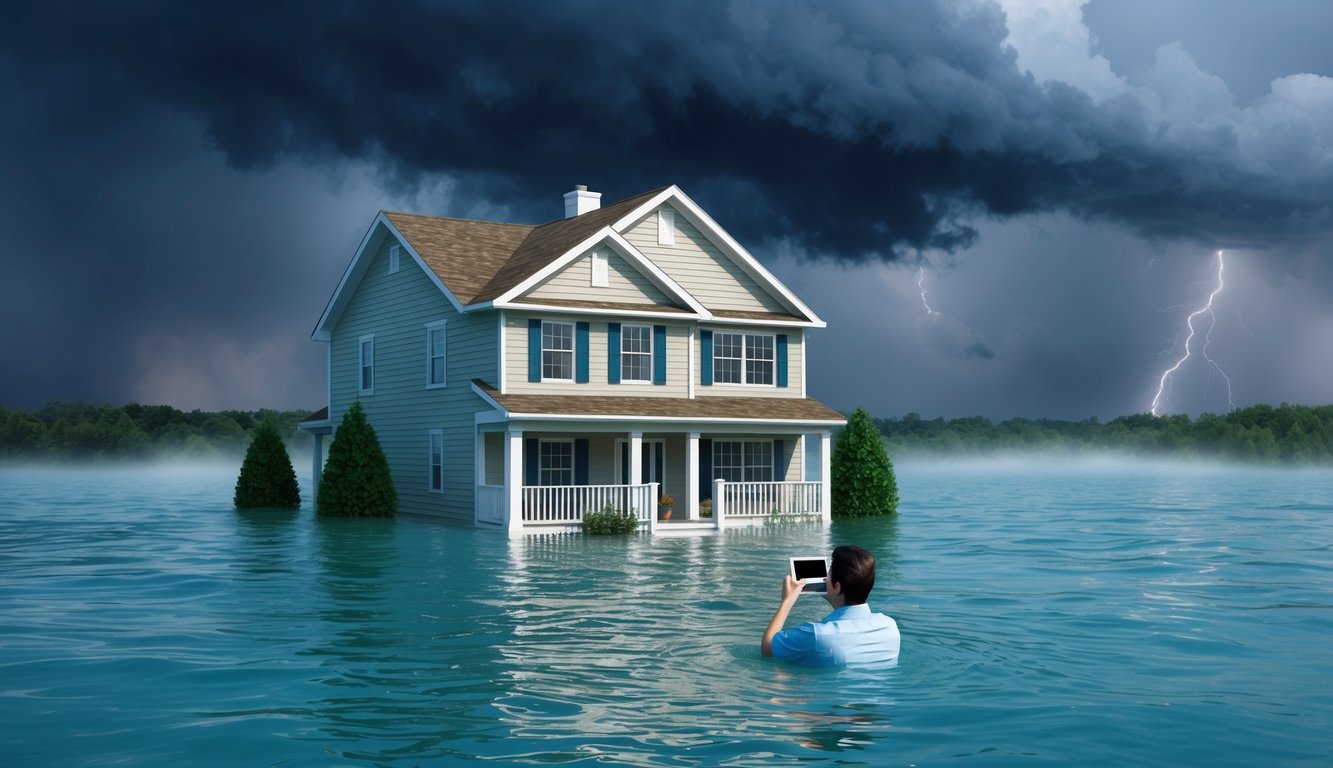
[389,244,401,274]
[657,209,675,246]
[591,251,609,288]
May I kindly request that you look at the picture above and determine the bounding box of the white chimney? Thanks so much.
[563,184,601,218]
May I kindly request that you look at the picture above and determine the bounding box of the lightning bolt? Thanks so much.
[1150,251,1235,416]
[918,266,941,316]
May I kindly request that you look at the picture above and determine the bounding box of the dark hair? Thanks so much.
[830,545,876,605]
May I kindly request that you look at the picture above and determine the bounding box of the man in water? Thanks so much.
[761,545,901,666]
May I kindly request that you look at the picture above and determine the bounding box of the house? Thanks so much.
[300,185,846,534]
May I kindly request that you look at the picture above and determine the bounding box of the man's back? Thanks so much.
[770,603,900,667]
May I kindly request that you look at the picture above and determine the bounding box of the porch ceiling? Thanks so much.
[472,380,846,423]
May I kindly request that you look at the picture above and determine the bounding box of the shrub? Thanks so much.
[832,406,899,517]
[317,401,397,517]
[582,502,640,535]
[234,420,301,508]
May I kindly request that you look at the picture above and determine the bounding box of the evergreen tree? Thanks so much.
[832,406,899,517]
[234,420,301,508]
[317,401,397,517]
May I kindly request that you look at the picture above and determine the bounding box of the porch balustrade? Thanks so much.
[714,480,822,521]
[476,484,505,524]
[521,483,657,526]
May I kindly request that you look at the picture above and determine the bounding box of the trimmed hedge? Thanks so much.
[317,401,397,517]
[832,406,899,517]
[234,420,301,508]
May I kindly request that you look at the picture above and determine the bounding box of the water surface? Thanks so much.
[1,460,1330,766]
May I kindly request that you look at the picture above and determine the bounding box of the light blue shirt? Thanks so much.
[770,603,901,667]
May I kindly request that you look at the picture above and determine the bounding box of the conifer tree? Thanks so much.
[317,401,397,517]
[234,420,301,508]
[831,406,899,517]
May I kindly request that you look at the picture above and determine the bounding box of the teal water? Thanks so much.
[1,460,1330,766]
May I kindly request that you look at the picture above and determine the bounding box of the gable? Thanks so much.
[525,246,673,306]
[620,204,787,314]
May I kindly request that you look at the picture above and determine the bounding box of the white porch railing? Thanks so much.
[476,484,505,525]
[714,480,822,521]
[522,483,657,527]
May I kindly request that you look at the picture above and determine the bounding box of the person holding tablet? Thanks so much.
[761,545,900,666]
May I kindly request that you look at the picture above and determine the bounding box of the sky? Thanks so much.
[2,0,1331,421]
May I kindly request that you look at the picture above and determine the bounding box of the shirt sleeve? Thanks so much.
[769,622,818,662]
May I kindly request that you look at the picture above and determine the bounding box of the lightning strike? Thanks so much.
[1150,251,1235,416]
[918,266,941,316]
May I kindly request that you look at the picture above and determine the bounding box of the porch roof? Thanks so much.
[472,380,846,424]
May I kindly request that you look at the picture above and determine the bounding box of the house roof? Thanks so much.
[472,380,846,424]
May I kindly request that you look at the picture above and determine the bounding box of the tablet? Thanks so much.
[789,556,828,593]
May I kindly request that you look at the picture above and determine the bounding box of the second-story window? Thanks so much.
[542,321,574,380]
[359,335,375,394]
[713,332,774,385]
[426,321,446,388]
[621,325,652,382]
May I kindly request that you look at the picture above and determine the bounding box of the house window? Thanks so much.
[359,335,375,394]
[713,332,774,385]
[539,440,574,486]
[542,321,574,380]
[658,209,675,245]
[713,441,773,483]
[389,244,401,274]
[621,325,652,382]
[426,321,446,388]
[428,429,444,492]
[591,251,609,287]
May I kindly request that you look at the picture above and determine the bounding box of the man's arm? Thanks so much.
[761,575,804,656]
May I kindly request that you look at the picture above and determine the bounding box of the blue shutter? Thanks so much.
[528,319,541,382]
[576,322,590,383]
[608,323,621,384]
[574,439,589,485]
[653,325,667,385]
[699,438,713,501]
[776,334,789,388]
[773,439,786,481]
[700,330,713,386]
[524,438,539,485]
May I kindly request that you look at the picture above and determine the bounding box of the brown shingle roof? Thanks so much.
[473,380,845,423]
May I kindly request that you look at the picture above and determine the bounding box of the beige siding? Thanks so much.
[329,233,497,524]
[696,326,806,399]
[526,247,670,305]
[622,204,786,313]
[503,311,690,397]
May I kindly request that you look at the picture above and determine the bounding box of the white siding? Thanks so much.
[503,311,691,397]
[622,204,786,313]
[329,234,497,523]
[526,248,671,305]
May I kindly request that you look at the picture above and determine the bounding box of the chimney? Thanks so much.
[563,184,602,218]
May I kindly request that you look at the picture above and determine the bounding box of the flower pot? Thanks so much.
[659,506,673,521]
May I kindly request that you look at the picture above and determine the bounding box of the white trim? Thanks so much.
[614,438,666,485]
[499,303,704,321]
[710,330,776,387]
[800,328,807,399]
[497,311,507,395]
[657,209,675,246]
[703,315,822,328]
[540,319,576,382]
[537,438,576,486]
[610,186,825,326]
[358,334,376,395]
[428,429,444,493]
[590,250,609,287]
[425,320,447,389]
[505,430,524,535]
[688,327,696,400]
[619,323,653,383]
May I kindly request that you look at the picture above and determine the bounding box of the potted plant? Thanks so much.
[658,493,675,520]
[699,498,713,518]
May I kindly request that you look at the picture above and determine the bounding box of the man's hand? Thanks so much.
[761,576,805,656]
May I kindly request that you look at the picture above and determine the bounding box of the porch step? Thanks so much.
[652,519,718,535]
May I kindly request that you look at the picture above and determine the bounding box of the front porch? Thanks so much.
[473,427,833,535]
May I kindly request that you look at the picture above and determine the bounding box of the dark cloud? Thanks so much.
[4,0,1330,264]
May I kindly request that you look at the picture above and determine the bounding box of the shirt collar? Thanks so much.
[825,603,872,621]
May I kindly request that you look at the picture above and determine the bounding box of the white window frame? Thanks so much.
[590,251,609,288]
[538,439,574,486]
[658,209,675,246]
[359,334,375,395]
[712,331,775,386]
[621,324,653,384]
[541,320,575,382]
[428,429,444,493]
[713,440,773,483]
[389,244,401,274]
[426,320,447,389]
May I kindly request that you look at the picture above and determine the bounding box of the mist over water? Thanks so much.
[1,461,1330,766]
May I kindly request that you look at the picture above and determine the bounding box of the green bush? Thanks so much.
[317,401,397,517]
[832,406,899,517]
[582,502,640,535]
[234,420,301,508]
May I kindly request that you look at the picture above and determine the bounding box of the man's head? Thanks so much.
[827,545,876,606]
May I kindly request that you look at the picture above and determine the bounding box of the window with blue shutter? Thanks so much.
[700,330,713,385]
[527,320,541,382]
[776,334,788,388]
[576,322,590,383]
[608,323,621,384]
[653,325,667,385]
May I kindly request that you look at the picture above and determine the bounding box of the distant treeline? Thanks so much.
[877,404,1333,464]
[0,402,314,461]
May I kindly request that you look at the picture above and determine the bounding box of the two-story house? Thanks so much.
[301,185,846,534]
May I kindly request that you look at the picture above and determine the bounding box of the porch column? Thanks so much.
[311,432,324,503]
[505,429,524,536]
[686,432,699,520]
[820,431,833,523]
[629,431,643,486]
